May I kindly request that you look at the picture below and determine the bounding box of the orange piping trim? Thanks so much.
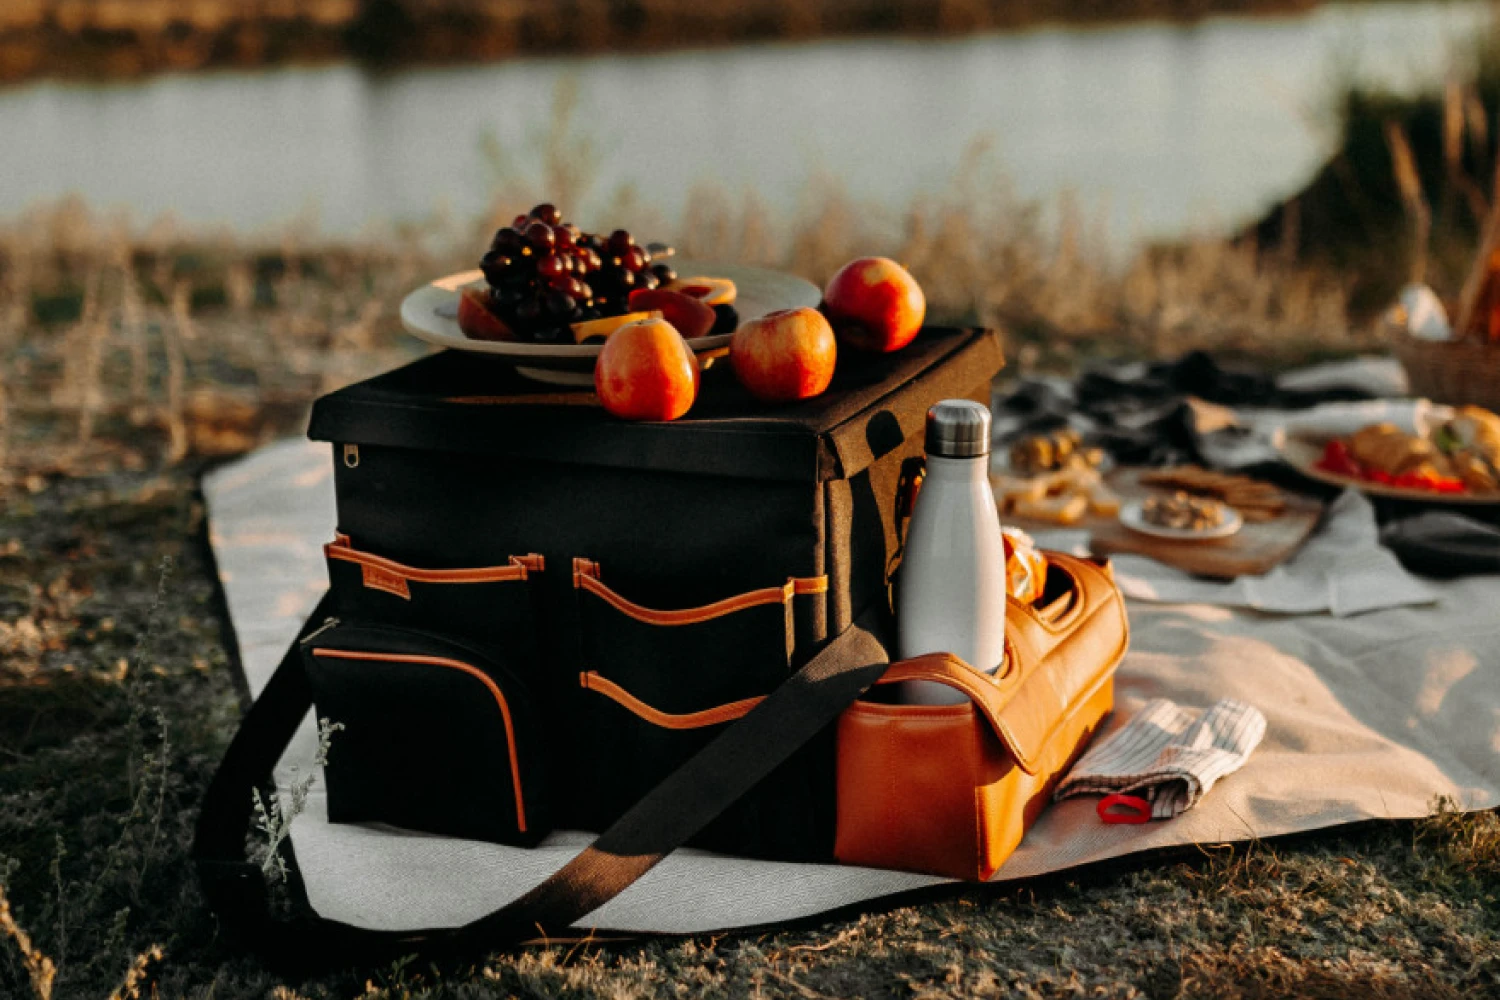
[572,557,600,588]
[579,671,763,729]
[512,553,546,573]
[327,539,537,585]
[577,574,796,625]
[572,570,828,626]
[311,648,528,832]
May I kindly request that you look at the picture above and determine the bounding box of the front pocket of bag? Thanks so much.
[571,559,831,859]
[834,646,1115,880]
[302,622,549,847]
[835,698,992,879]
[324,534,545,667]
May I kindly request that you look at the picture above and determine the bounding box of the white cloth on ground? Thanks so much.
[1054,698,1267,819]
[1242,398,1450,439]
[1273,355,1410,398]
[203,440,1500,936]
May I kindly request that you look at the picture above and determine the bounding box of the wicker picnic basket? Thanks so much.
[1394,244,1500,410]
[1394,334,1500,411]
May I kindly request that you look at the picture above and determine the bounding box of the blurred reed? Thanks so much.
[0,192,1359,484]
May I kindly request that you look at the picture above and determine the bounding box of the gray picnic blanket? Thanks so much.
[204,438,1500,935]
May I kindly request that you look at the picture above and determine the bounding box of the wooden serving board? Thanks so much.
[1001,468,1327,579]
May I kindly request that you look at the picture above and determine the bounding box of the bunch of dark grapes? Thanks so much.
[478,203,678,343]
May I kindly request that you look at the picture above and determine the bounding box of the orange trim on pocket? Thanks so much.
[572,557,600,588]
[327,538,540,600]
[576,573,788,624]
[311,647,528,832]
[512,553,546,573]
[572,568,828,626]
[579,671,763,729]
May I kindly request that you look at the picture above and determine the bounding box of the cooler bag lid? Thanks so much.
[308,326,1002,483]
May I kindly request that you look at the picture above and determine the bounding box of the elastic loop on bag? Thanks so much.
[325,536,543,599]
[1098,792,1152,824]
[579,671,765,729]
[573,565,828,627]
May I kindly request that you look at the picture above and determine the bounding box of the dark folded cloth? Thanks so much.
[998,351,1381,470]
[1076,351,1376,412]
[997,352,1500,579]
[1381,513,1500,578]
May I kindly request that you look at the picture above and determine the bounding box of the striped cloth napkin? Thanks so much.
[1055,698,1266,820]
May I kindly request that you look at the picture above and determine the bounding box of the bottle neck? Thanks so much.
[923,452,990,484]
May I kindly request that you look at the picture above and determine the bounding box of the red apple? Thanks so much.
[627,288,717,339]
[594,317,700,421]
[822,257,925,353]
[729,307,837,403]
[457,287,515,342]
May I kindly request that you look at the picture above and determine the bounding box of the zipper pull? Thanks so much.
[299,617,341,646]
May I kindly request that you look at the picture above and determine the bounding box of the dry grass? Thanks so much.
[0,197,437,482]
[1262,29,1500,318]
[0,135,1367,484]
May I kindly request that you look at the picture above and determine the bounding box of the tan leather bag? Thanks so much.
[834,552,1129,880]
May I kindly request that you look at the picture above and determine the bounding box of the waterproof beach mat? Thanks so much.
[204,439,1500,935]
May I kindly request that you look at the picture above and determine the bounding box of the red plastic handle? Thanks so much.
[1098,792,1152,824]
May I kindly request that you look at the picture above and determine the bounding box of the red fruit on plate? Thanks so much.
[594,317,700,421]
[822,256,926,353]
[627,288,717,340]
[730,307,837,403]
[1316,440,1363,479]
[457,287,515,342]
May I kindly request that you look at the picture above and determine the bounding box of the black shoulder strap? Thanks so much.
[193,597,890,971]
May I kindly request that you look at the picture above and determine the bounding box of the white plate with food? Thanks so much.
[1276,430,1500,505]
[1119,498,1244,541]
[400,259,821,383]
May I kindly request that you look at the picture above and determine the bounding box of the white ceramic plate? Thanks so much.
[1275,433,1500,505]
[1118,500,1244,541]
[399,259,822,383]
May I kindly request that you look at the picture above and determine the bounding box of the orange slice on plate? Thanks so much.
[570,310,663,344]
[667,276,737,307]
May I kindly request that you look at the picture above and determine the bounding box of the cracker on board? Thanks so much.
[1012,491,1089,525]
[1138,466,1286,522]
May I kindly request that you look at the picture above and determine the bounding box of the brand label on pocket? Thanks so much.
[362,564,412,600]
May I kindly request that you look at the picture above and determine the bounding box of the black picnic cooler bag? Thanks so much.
[193,326,1004,959]
[304,326,1000,856]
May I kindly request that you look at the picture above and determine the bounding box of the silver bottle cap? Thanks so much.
[924,399,991,459]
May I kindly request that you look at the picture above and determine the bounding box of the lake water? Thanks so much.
[1,1,1492,257]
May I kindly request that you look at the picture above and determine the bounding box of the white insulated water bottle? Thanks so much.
[895,399,1009,705]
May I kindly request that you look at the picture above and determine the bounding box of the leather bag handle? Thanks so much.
[867,553,1127,778]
